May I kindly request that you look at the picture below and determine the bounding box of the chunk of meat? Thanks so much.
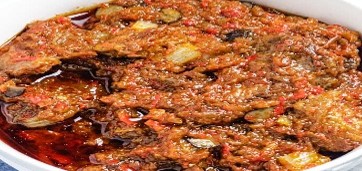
[82,125,316,170]
[1,74,104,127]
[101,88,255,125]
[293,89,362,151]
[0,18,96,76]
[112,59,210,90]
[0,72,9,85]
[94,26,229,61]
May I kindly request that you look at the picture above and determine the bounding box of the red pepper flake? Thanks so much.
[310,86,324,95]
[205,27,219,35]
[107,159,119,165]
[145,120,165,132]
[292,89,307,100]
[182,19,196,26]
[274,96,286,115]
[56,16,69,25]
[350,91,360,99]
[246,54,258,62]
[54,101,67,112]
[110,27,119,34]
[222,23,237,29]
[221,7,242,18]
[144,0,152,5]
[222,144,231,156]
[118,114,135,126]
[119,164,135,171]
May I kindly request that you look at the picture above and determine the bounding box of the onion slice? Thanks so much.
[167,43,201,65]
[186,138,217,148]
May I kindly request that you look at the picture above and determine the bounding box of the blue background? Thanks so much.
[0,160,16,171]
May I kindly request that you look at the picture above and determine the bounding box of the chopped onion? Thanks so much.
[186,138,217,148]
[131,20,158,31]
[96,5,124,18]
[167,43,201,65]
[244,108,273,123]
[278,152,330,170]
[160,8,182,23]
[276,115,292,126]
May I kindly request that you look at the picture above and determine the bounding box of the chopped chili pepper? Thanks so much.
[118,114,136,126]
[274,96,286,115]
[144,0,152,5]
[119,164,135,171]
[221,7,242,18]
[205,27,219,35]
[310,86,324,95]
[183,19,196,26]
[222,144,231,156]
[292,89,307,100]
[145,120,165,132]
[247,54,258,62]
[56,16,68,24]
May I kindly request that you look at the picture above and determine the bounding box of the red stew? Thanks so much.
[0,0,362,170]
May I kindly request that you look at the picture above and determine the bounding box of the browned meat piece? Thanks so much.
[100,87,273,125]
[293,89,362,152]
[0,72,105,127]
[143,109,182,124]
[94,25,229,63]
[0,17,96,76]
[0,72,9,85]
[81,124,323,170]
[112,60,202,90]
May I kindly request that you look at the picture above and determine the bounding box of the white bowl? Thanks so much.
[1,0,362,170]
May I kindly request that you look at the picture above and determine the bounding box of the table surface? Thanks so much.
[0,160,362,171]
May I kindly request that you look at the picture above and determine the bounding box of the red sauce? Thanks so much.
[0,69,111,170]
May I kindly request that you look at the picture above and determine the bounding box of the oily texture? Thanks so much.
[0,0,362,171]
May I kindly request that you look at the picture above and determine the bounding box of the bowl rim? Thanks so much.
[0,0,362,171]
[0,141,63,171]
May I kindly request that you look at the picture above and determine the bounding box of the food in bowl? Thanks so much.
[0,0,362,170]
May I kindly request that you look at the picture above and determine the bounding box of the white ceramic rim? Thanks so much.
[0,0,362,171]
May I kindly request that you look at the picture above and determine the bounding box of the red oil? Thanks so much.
[0,69,110,170]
